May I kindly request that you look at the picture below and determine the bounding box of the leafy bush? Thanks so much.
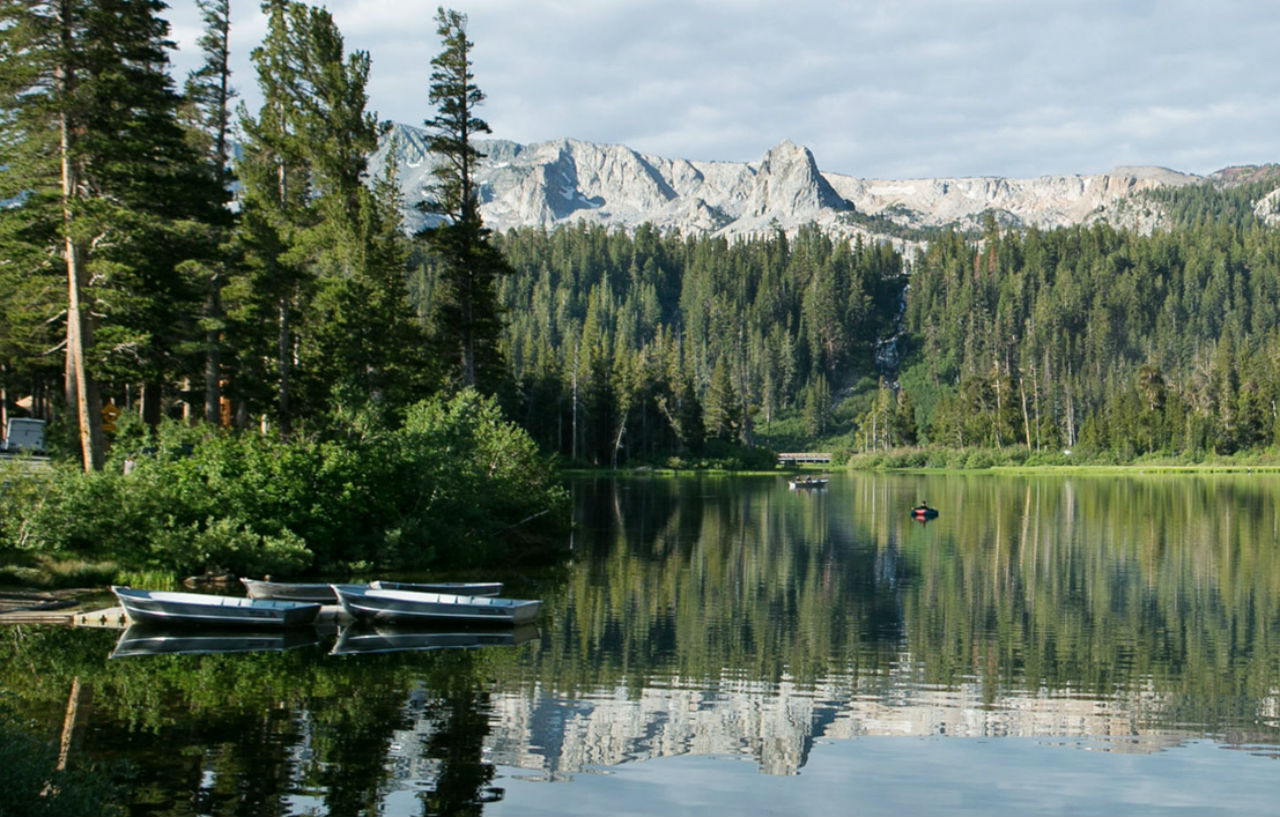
[7,390,569,577]
[696,439,779,471]
[0,460,53,553]
[963,450,994,469]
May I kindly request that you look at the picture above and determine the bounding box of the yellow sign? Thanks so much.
[101,402,121,433]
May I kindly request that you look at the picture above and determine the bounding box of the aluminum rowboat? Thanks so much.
[369,579,502,597]
[242,577,504,603]
[112,586,321,628]
[332,584,540,626]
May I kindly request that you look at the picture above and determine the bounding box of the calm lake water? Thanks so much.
[4,473,1279,816]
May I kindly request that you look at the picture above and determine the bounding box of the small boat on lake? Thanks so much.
[789,475,829,490]
[911,502,939,521]
[242,577,505,603]
[112,586,321,628]
[331,584,541,626]
[110,625,321,658]
[330,623,538,655]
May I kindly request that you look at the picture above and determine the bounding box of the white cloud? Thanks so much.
[162,0,1280,178]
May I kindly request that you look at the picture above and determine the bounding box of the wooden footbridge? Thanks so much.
[778,452,831,465]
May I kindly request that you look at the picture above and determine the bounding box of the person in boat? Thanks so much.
[913,501,933,514]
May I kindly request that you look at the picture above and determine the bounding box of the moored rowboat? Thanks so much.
[242,577,505,603]
[112,586,321,628]
[331,584,541,626]
[241,578,335,603]
[369,579,503,597]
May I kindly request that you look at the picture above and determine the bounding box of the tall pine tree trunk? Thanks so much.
[1020,377,1032,449]
[63,214,103,470]
[277,299,291,437]
[203,286,222,425]
[199,0,232,426]
[140,382,162,427]
[58,1,103,471]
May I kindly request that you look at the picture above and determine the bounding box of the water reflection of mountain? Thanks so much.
[378,671,1220,783]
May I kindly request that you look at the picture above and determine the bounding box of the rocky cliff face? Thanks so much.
[371,122,1211,243]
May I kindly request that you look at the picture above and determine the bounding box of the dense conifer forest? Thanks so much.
[484,224,903,465]
[469,175,1280,465]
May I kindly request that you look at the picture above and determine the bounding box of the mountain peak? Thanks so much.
[743,140,850,221]
[763,137,802,154]
[373,123,1224,243]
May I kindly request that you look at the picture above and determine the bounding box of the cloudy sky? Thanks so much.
[165,0,1280,180]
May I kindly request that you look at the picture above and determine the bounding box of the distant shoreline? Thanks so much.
[562,463,1280,476]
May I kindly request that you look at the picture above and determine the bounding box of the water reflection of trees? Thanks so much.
[546,475,1280,737]
[893,476,1280,711]
[554,477,911,691]
[0,630,509,817]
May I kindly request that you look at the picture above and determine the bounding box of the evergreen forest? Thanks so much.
[486,175,1280,466]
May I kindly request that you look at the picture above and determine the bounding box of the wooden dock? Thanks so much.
[0,605,128,628]
[74,607,129,628]
[0,604,350,629]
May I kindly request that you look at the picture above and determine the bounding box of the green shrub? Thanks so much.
[963,450,994,469]
[6,390,570,577]
[694,439,777,471]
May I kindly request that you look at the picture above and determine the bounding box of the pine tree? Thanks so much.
[305,147,433,422]
[893,388,918,446]
[419,7,511,393]
[704,355,740,442]
[234,0,305,434]
[803,374,832,439]
[0,0,221,468]
[235,1,430,431]
[181,0,236,425]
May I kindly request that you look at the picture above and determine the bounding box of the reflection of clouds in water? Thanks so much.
[473,739,1280,816]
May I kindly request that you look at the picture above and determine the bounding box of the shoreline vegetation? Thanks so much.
[0,390,570,591]
[7,434,1276,591]
[569,448,1280,476]
[15,445,1274,591]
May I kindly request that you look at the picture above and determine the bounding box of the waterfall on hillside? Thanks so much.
[873,279,909,391]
